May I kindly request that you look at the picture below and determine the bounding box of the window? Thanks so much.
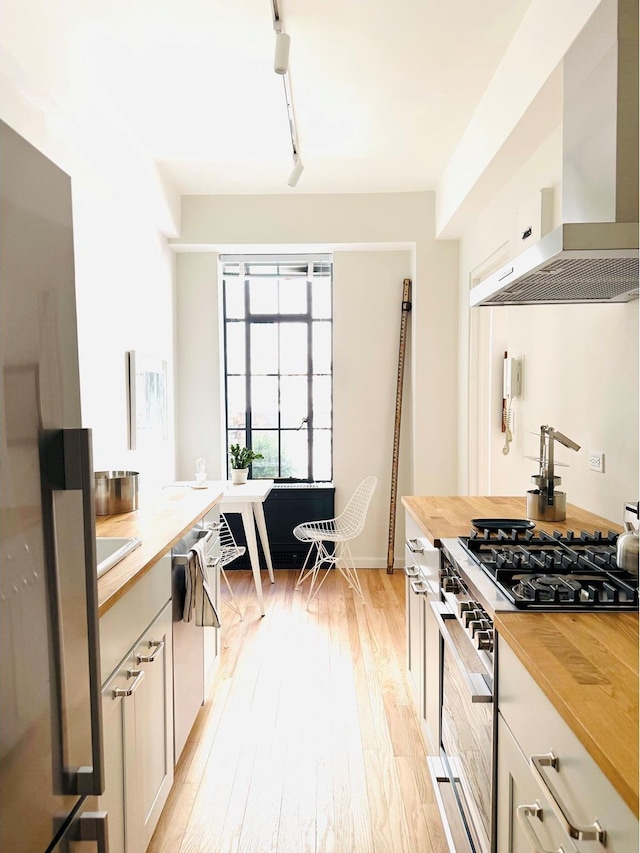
[221,255,333,482]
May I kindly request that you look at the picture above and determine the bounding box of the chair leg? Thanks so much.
[295,542,318,588]
[335,541,364,601]
[305,541,342,608]
[220,566,244,620]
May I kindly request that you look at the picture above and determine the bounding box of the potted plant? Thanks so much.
[229,443,263,484]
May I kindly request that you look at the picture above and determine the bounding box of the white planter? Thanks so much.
[231,468,249,485]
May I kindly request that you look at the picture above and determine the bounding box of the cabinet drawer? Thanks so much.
[498,636,637,851]
[100,554,171,684]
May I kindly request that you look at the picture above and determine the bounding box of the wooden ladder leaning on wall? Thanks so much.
[387,277,412,574]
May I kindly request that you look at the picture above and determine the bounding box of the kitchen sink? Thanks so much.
[96,537,142,578]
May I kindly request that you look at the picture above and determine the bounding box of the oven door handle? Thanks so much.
[430,601,492,703]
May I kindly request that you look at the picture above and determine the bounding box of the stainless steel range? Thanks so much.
[458,527,639,611]
[429,523,639,853]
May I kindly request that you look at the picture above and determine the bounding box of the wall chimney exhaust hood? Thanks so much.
[470,0,638,307]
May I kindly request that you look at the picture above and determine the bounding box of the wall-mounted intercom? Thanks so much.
[503,356,522,400]
[501,354,522,456]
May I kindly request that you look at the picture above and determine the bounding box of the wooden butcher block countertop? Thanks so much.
[495,611,639,816]
[401,494,623,545]
[401,495,637,816]
[95,483,224,616]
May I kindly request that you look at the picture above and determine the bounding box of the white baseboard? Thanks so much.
[352,557,404,569]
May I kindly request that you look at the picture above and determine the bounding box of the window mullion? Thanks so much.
[307,277,314,481]
[244,269,252,453]
[277,323,282,478]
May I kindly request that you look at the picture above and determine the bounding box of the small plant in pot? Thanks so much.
[229,444,263,484]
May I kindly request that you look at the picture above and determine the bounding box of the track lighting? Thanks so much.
[271,0,304,187]
[274,31,290,75]
[287,156,304,188]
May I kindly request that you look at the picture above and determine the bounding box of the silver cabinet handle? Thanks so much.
[404,564,419,578]
[136,639,165,663]
[410,579,428,595]
[113,669,145,698]
[430,601,492,703]
[516,802,574,853]
[530,752,606,844]
[406,538,425,554]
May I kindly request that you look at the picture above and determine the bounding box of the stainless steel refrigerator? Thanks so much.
[0,121,107,851]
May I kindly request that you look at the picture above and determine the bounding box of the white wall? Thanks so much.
[173,192,458,566]
[488,301,638,519]
[73,184,176,497]
[175,252,222,480]
[1,83,179,499]
[458,127,639,521]
[332,251,413,566]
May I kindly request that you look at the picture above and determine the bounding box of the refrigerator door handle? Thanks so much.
[55,811,110,852]
[78,812,109,853]
[40,428,104,797]
[76,812,109,852]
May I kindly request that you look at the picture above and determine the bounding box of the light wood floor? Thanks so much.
[148,568,447,853]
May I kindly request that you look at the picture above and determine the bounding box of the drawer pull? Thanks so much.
[406,538,425,554]
[113,669,145,699]
[404,565,419,578]
[516,802,575,853]
[530,752,606,845]
[136,639,165,664]
[410,579,428,595]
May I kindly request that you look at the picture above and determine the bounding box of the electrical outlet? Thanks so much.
[588,451,605,473]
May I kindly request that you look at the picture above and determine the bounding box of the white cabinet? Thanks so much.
[97,555,174,853]
[496,713,569,853]
[404,512,440,755]
[496,636,638,853]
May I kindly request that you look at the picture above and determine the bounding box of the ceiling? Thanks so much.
[1,0,534,195]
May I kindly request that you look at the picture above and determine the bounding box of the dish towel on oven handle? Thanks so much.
[183,538,221,628]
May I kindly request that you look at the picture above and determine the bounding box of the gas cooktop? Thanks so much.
[457,528,639,610]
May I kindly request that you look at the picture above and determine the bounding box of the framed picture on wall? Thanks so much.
[127,351,167,450]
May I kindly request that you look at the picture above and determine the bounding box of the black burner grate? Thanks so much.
[458,528,639,610]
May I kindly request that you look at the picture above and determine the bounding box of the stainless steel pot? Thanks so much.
[94,471,139,515]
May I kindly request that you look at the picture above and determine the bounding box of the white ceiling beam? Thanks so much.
[435,0,601,239]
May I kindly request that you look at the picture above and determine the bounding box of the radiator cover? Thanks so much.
[225,483,335,570]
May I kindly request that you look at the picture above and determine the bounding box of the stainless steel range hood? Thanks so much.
[470,0,638,307]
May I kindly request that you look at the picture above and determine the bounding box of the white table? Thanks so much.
[218,479,275,616]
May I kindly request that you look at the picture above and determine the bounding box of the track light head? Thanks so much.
[287,156,304,188]
[274,32,290,75]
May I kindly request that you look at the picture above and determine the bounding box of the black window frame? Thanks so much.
[221,256,333,483]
